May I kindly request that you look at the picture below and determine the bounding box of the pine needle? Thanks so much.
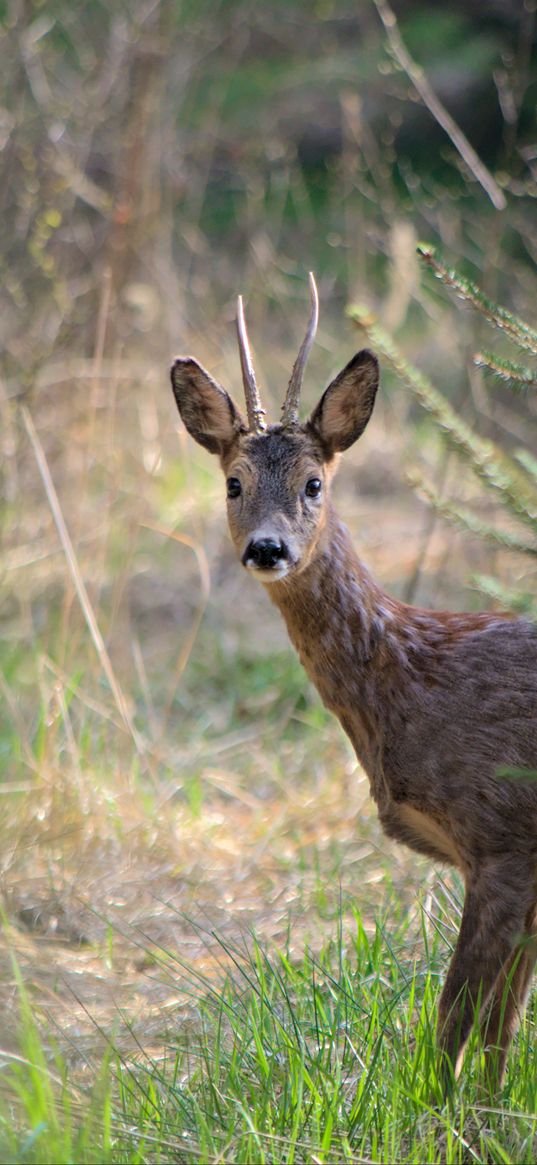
[408,471,537,558]
[346,304,537,531]
[417,244,537,356]
[473,350,537,390]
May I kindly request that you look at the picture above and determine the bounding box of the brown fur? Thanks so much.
[171,347,537,1093]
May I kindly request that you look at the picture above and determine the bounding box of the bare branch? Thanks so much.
[373,0,507,211]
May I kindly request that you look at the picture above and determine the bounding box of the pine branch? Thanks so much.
[408,471,537,558]
[473,350,537,390]
[417,244,537,357]
[515,450,537,482]
[471,573,536,616]
[346,303,537,531]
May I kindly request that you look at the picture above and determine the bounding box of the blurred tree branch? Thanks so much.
[373,0,507,210]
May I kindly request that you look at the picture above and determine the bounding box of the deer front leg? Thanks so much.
[437,864,534,1093]
[479,905,537,1091]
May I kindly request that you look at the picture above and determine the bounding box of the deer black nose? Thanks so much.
[243,537,287,569]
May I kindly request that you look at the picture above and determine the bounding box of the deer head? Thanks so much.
[171,275,379,583]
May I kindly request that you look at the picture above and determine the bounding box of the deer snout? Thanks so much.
[242,536,288,572]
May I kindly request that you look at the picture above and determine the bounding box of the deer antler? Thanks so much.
[280,272,319,427]
[236,295,266,434]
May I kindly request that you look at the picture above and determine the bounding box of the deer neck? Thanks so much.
[265,506,399,779]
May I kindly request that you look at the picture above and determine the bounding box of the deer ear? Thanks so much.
[171,358,247,455]
[307,350,379,456]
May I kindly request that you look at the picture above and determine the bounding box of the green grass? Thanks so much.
[2,896,537,1164]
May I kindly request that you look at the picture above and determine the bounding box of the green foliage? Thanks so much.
[408,471,537,558]
[349,243,537,614]
[0,942,116,1164]
[348,302,536,524]
[4,900,537,1163]
[473,351,537,391]
[416,245,537,357]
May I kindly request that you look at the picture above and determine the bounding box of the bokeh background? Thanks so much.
[1,0,537,1099]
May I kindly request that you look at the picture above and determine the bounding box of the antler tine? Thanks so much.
[281,272,319,427]
[236,295,266,434]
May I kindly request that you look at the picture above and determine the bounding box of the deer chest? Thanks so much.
[380,801,466,871]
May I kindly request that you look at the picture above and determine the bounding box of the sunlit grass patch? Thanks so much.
[2,901,537,1164]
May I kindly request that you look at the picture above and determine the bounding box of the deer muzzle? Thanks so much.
[242,536,289,575]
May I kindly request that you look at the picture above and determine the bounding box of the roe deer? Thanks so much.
[171,274,537,1092]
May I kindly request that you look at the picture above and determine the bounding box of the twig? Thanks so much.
[140,521,211,727]
[373,0,507,211]
[21,406,145,759]
[403,444,451,604]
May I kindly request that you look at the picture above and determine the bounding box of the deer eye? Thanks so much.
[226,477,242,499]
[305,477,322,498]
